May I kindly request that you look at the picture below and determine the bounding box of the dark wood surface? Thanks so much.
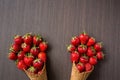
[0,0,120,80]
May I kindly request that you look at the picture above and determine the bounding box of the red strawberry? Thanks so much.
[17,60,27,70]
[77,62,85,73]
[30,47,40,57]
[78,44,87,54]
[8,52,17,60]
[18,51,25,60]
[79,56,88,63]
[38,52,47,62]
[14,35,23,45]
[94,42,102,51]
[67,44,76,52]
[79,32,89,44]
[10,44,20,53]
[23,33,33,45]
[33,35,42,46]
[85,63,92,71]
[87,37,95,46]
[89,56,97,65]
[71,36,80,46]
[21,43,31,52]
[70,51,80,63]
[96,51,104,60]
[33,59,44,70]
[24,54,34,66]
[39,42,48,52]
[87,47,96,57]
[27,66,38,74]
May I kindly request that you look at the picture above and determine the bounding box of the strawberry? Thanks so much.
[17,60,27,70]
[77,62,85,73]
[67,44,76,52]
[27,66,38,74]
[21,43,31,52]
[85,63,92,71]
[38,52,47,62]
[18,51,25,60]
[94,42,102,51]
[10,44,20,53]
[87,47,96,57]
[70,51,80,63]
[78,44,87,54]
[96,51,104,60]
[24,53,34,66]
[89,56,97,65]
[71,36,80,46]
[79,55,88,63]
[39,42,48,52]
[33,35,42,46]
[8,52,17,60]
[79,32,89,44]
[14,35,23,45]
[33,59,44,70]
[23,33,33,45]
[30,46,40,57]
[87,37,95,46]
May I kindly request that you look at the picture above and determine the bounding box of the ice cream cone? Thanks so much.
[70,62,93,80]
[24,63,47,80]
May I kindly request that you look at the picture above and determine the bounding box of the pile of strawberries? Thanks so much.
[8,33,48,74]
[67,32,104,72]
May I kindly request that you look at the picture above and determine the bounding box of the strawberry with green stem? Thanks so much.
[23,33,33,45]
[30,46,40,57]
[94,42,103,51]
[33,59,44,70]
[87,46,96,57]
[79,32,89,45]
[71,36,80,46]
[33,34,42,46]
[78,44,87,54]
[39,41,48,52]
[77,62,85,73]
[70,51,80,63]
[67,44,76,52]
[14,35,23,45]
[87,37,96,46]
[24,53,34,67]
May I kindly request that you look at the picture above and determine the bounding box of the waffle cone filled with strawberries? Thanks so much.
[8,33,48,80]
[67,32,104,80]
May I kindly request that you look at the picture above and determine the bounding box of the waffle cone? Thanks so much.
[70,63,93,80]
[24,63,47,80]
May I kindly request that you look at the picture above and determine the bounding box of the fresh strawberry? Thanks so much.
[14,35,23,45]
[10,44,20,53]
[18,51,25,60]
[24,53,34,66]
[77,62,85,73]
[8,52,17,60]
[33,59,44,70]
[39,42,48,52]
[79,55,88,63]
[87,37,95,46]
[94,42,102,51]
[21,43,31,52]
[38,52,47,62]
[87,47,96,57]
[79,32,89,44]
[23,33,33,45]
[78,44,87,54]
[71,36,80,46]
[27,66,38,74]
[30,46,40,57]
[33,35,42,46]
[17,60,27,70]
[96,51,104,60]
[89,56,97,65]
[67,44,76,52]
[85,63,92,71]
[70,51,80,63]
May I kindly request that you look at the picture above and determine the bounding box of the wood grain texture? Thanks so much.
[0,0,120,80]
